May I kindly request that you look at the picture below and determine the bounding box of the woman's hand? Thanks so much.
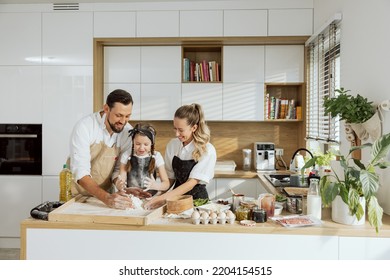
[143,196,166,210]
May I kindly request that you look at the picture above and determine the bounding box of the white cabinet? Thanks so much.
[0,176,42,237]
[104,83,141,121]
[215,178,264,200]
[104,46,141,83]
[180,10,223,37]
[265,45,304,83]
[224,10,267,36]
[223,83,264,121]
[42,66,93,176]
[42,176,60,202]
[141,46,181,83]
[223,46,265,83]
[0,66,43,124]
[94,11,136,38]
[137,11,179,37]
[0,12,41,66]
[42,12,93,66]
[339,237,390,260]
[140,84,181,120]
[182,83,223,120]
[268,9,313,36]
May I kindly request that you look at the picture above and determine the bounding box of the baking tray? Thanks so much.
[48,195,165,226]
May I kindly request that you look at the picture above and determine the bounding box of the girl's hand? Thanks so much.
[144,175,164,191]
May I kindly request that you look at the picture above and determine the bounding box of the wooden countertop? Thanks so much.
[21,206,390,238]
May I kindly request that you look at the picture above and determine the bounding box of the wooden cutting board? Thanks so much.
[283,187,309,197]
[48,195,165,226]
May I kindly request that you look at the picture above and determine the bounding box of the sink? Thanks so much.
[264,174,291,187]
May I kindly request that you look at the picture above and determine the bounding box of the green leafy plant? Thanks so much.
[301,133,390,233]
[312,150,336,167]
[323,88,375,123]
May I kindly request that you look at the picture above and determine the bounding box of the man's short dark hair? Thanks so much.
[106,89,133,109]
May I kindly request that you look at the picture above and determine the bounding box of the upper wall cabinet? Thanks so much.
[43,12,93,66]
[265,45,304,83]
[137,11,179,37]
[223,46,264,83]
[223,10,267,36]
[104,46,141,83]
[268,9,313,36]
[141,46,181,83]
[180,10,223,37]
[94,12,136,38]
[0,13,41,65]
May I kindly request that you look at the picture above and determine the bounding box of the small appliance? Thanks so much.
[254,142,275,171]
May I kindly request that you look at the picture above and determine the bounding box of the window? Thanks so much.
[306,19,341,149]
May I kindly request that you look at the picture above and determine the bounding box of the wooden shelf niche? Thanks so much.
[182,45,222,83]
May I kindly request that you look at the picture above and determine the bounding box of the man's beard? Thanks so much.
[108,118,125,133]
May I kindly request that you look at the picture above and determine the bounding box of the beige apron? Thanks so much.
[70,142,120,196]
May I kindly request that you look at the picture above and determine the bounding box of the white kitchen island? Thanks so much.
[20,207,390,260]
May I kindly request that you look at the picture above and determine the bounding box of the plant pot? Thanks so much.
[349,123,369,140]
[331,195,365,225]
[361,111,382,141]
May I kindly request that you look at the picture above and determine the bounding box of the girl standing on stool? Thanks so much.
[144,103,217,209]
[114,123,170,196]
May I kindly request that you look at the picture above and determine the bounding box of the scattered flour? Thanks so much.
[126,194,144,211]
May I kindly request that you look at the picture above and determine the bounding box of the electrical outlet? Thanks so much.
[275,148,284,156]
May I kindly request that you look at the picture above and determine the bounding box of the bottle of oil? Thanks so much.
[59,164,72,202]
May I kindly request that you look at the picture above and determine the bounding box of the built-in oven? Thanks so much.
[0,124,42,175]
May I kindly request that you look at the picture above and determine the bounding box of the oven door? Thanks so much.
[0,124,42,175]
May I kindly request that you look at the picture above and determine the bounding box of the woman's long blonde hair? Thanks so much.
[175,103,210,161]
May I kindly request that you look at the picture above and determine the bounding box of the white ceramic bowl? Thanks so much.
[274,204,283,216]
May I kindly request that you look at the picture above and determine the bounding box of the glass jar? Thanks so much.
[253,207,267,223]
[235,205,250,221]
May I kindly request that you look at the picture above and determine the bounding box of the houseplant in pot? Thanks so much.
[323,88,381,140]
[301,132,390,232]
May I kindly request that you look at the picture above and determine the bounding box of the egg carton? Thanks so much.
[191,209,236,225]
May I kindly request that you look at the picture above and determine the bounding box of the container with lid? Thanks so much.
[253,207,267,223]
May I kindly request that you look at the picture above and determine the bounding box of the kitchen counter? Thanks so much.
[20,206,390,260]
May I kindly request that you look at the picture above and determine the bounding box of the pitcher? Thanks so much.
[258,193,275,218]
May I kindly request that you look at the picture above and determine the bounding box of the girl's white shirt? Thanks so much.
[164,138,217,184]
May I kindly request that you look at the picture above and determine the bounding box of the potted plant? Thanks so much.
[324,88,381,140]
[301,132,390,232]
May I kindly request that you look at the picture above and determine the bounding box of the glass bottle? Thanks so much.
[59,164,72,202]
[307,178,321,219]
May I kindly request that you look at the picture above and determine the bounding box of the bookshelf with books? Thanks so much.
[264,83,304,121]
[182,46,222,83]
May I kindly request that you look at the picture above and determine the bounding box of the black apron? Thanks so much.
[172,155,208,200]
[127,156,157,196]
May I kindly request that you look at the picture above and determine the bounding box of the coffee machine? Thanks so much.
[254,142,275,171]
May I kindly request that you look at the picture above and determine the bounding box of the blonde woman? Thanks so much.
[144,103,217,209]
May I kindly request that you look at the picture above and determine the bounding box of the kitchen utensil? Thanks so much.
[166,195,193,214]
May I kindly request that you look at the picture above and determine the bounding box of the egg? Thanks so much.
[201,211,209,219]
[226,211,236,219]
[210,212,217,219]
[225,210,233,216]
[191,210,200,219]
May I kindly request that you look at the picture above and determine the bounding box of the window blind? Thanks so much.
[306,21,341,144]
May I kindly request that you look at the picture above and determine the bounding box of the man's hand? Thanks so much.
[105,193,133,209]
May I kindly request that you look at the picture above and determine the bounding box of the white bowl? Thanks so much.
[274,205,283,216]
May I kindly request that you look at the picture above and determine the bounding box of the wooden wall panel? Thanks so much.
[133,120,301,171]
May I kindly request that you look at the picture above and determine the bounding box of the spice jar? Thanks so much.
[253,207,267,223]
[240,201,257,220]
[235,205,250,221]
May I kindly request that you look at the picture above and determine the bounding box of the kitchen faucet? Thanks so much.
[289,148,314,172]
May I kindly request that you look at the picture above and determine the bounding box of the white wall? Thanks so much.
[313,0,390,214]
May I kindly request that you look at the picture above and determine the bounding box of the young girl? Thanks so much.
[114,123,170,196]
[144,103,217,209]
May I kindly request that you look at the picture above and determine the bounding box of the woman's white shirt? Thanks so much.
[164,138,216,184]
